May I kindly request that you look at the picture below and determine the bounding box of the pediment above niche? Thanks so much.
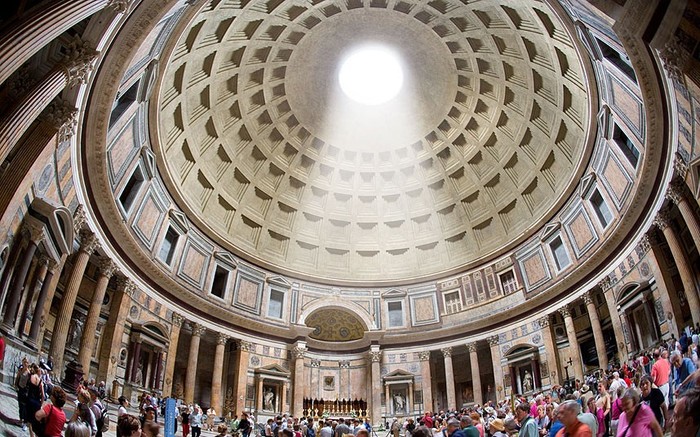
[169,209,189,233]
[539,222,561,241]
[381,288,407,298]
[267,275,292,288]
[255,363,291,377]
[214,251,238,269]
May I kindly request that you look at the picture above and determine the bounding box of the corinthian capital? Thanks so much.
[172,312,185,327]
[369,351,382,363]
[98,257,118,279]
[40,98,77,143]
[79,230,100,255]
[217,332,231,345]
[190,322,206,337]
[441,347,453,358]
[653,211,672,231]
[61,36,99,87]
[106,0,134,13]
[581,291,594,306]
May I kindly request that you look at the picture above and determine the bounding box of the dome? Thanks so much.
[152,0,595,283]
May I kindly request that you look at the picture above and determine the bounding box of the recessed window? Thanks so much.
[118,165,145,213]
[613,125,640,168]
[158,226,179,265]
[590,189,613,228]
[109,80,140,128]
[210,265,229,299]
[443,291,461,314]
[499,270,519,295]
[549,236,571,271]
[596,38,637,83]
[387,301,403,328]
[267,289,285,319]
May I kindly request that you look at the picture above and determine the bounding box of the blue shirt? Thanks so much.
[548,421,564,437]
[675,357,697,394]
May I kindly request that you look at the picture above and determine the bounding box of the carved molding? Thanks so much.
[440,346,452,358]
[171,312,185,328]
[418,351,431,361]
[217,332,230,345]
[310,359,321,367]
[659,36,687,82]
[292,346,307,359]
[73,205,87,234]
[79,230,99,255]
[653,210,672,231]
[487,335,500,346]
[581,291,594,306]
[598,276,613,292]
[536,315,551,328]
[558,305,572,319]
[466,342,477,353]
[369,351,382,363]
[115,276,137,296]
[238,340,255,352]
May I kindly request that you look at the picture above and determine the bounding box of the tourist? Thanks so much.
[65,421,91,437]
[671,350,698,397]
[459,415,478,437]
[34,386,67,437]
[142,419,161,437]
[180,405,191,437]
[118,414,142,437]
[515,402,537,437]
[191,405,203,437]
[639,375,667,431]
[670,386,700,436]
[651,349,671,405]
[446,418,465,437]
[488,418,507,437]
[217,424,230,437]
[72,388,97,436]
[585,397,604,437]
[26,362,45,437]
[615,388,662,437]
[16,357,30,431]
[239,411,252,437]
[88,386,106,437]
[554,400,591,437]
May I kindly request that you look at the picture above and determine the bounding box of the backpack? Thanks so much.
[96,404,109,433]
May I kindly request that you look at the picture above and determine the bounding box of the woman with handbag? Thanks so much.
[34,386,67,437]
[615,388,662,437]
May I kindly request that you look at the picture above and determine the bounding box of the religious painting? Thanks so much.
[323,375,335,390]
[460,382,474,403]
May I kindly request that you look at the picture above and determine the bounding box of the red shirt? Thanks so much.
[651,359,670,386]
[555,420,592,437]
[0,336,5,362]
[42,404,67,437]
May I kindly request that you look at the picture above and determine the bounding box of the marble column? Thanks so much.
[234,340,253,415]
[49,229,99,377]
[582,291,608,370]
[184,322,206,404]
[27,257,58,345]
[369,346,382,428]
[1,223,42,332]
[255,376,264,413]
[668,182,700,255]
[78,257,117,376]
[96,277,135,392]
[211,332,230,414]
[407,381,414,414]
[292,342,307,416]
[280,382,288,413]
[559,305,584,382]
[129,340,142,383]
[35,254,67,350]
[487,335,504,402]
[466,342,483,405]
[537,314,560,384]
[418,351,433,412]
[0,38,97,165]
[155,350,164,390]
[600,278,627,361]
[654,211,700,325]
[0,233,24,309]
[0,0,129,86]
[441,347,456,411]
[162,313,184,397]
[18,253,50,337]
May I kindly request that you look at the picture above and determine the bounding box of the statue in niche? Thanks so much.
[522,370,533,393]
[134,365,143,385]
[264,386,275,410]
[393,392,405,413]
[67,317,84,349]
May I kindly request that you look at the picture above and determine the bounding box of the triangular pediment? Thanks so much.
[255,363,291,377]
[141,147,156,179]
[214,251,238,269]
[267,275,292,288]
[540,222,560,241]
[383,368,415,383]
[169,209,189,233]
[579,172,596,198]
[382,288,406,298]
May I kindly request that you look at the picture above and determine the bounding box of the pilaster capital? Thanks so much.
[339,360,351,369]
[292,346,307,359]
[114,276,137,296]
[238,340,255,352]
[98,257,118,279]
[37,252,50,267]
[653,211,672,231]
[369,350,382,363]
[581,291,594,306]
[190,322,206,337]
[441,347,453,358]
[598,276,613,292]
[73,205,87,234]
[558,305,572,319]
[666,183,683,205]
[61,36,99,87]
[418,351,431,361]
[639,233,653,252]
[310,359,321,367]
[40,98,77,143]
[487,335,500,346]
[171,312,185,328]
[673,152,689,180]
[659,36,687,82]
[79,230,99,255]
[22,222,44,243]
[47,257,60,272]
[466,342,478,353]
[217,332,231,345]
[106,0,135,13]
[537,314,551,328]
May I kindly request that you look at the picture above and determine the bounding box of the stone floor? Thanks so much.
[0,381,225,436]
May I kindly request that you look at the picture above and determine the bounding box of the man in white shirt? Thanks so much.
[609,372,627,400]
